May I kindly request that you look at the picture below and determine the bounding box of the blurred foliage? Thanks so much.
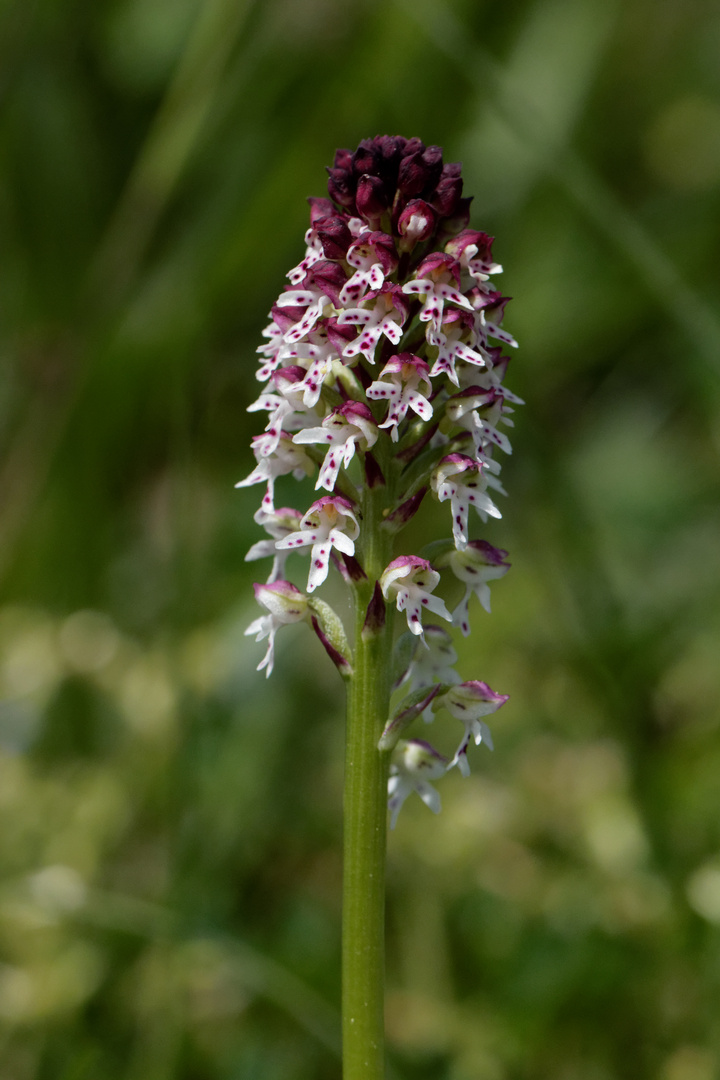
[1,0,720,1077]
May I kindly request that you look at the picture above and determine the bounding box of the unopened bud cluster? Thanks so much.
[240,136,521,826]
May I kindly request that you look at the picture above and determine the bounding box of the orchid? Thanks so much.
[238,136,519,1079]
[431,453,502,548]
[380,556,452,639]
[275,495,360,592]
[244,581,309,677]
[387,739,449,830]
[433,681,510,776]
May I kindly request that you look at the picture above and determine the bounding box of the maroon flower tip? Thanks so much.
[445,229,495,262]
[356,174,390,224]
[466,540,511,566]
[307,196,338,224]
[306,260,349,305]
[338,400,375,424]
[272,365,307,385]
[315,216,353,260]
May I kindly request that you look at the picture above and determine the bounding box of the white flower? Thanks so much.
[339,232,398,304]
[366,353,433,442]
[244,505,304,583]
[286,226,324,285]
[431,454,501,549]
[337,285,409,364]
[245,581,309,677]
[292,402,378,491]
[444,387,513,460]
[387,739,448,829]
[433,681,508,776]
[402,253,473,337]
[398,624,462,722]
[236,433,314,512]
[275,495,360,592]
[427,308,488,387]
[436,540,511,636]
[380,556,452,640]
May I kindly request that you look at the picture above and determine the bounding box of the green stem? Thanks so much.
[343,465,394,1080]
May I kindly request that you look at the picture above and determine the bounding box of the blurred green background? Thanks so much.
[2,0,720,1077]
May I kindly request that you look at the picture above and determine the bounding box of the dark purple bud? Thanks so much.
[352,139,382,178]
[307,196,337,225]
[311,615,353,677]
[271,300,307,332]
[326,318,357,353]
[327,167,356,210]
[420,145,444,189]
[333,148,354,170]
[431,174,463,217]
[272,365,307,386]
[362,581,386,639]
[401,137,426,157]
[306,260,348,306]
[397,152,428,197]
[356,174,389,225]
[315,216,353,260]
[440,196,473,237]
[385,487,427,529]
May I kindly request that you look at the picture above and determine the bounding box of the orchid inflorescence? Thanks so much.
[240,135,520,827]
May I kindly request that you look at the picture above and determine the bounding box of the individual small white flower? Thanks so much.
[435,540,511,636]
[431,454,501,549]
[402,252,473,336]
[236,433,314,512]
[433,681,509,776]
[292,402,378,491]
[244,506,304,583]
[388,738,448,829]
[380,556,452,640]
[255,318,285,382]
[245,581,309,677]
[337,285,409,364]
[246,366,320,458]
[275,495,360,592]
[366,353,433,442]
[444,230,503,290]
[339,232,399,304]
[444,387,513,459]
[427,308,488,386]
[471,290,518,350]
[399,624,462,721]
[406,625,461,689]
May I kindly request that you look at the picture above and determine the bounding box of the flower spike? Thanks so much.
[240,137,519,855]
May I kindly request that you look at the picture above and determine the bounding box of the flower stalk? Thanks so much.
[240,135,520,1078]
